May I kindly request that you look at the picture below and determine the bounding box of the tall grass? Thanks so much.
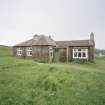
[0,46,105,105]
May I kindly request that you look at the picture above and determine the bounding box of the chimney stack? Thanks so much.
[33,34,39,40]
[49,35,51,39]
[90,32,94,40]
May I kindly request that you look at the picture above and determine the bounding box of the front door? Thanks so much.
[53,48,60,62]
[53,48,67,62]
[59,48,67,62]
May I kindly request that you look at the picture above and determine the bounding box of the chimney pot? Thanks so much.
[90,32,94,40]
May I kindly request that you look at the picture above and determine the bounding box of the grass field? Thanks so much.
[0,45,105,105]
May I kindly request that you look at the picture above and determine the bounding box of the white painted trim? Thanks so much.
[26,47,32,56]
[17,48,22,56]
[49,46,53,63]
[49,46,53,58]
[73,48,88,59]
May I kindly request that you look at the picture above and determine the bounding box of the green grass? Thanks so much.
[0,45,12,57]
[0,46,105,105]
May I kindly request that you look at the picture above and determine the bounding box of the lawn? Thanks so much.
[0,45,105,105]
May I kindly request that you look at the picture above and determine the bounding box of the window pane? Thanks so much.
[26,47,32,56]
[51,52,53,56]
[19,48,22,50]
[73,49,77,51]
[81,49,86,51]
[74,52,77,57]
[20,51,22,54]
[27,47,32,51]
[30,48,32,50]
[78,48,81,51]
[30,51,32,55]
[78,52,81,57]
[17,48,22,55]
[82,52,86,57]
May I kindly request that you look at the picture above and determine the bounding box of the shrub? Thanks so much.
[72,59,88,64]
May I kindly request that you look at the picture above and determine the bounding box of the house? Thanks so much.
[13,32,95,63]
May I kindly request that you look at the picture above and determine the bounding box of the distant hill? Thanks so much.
[0,45,12,57]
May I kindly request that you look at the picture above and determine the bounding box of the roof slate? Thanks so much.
[14,35,56,47]
[32,35,56,46]
[14,35,94,47]
[14,39,33,47]
[56,40,94,48]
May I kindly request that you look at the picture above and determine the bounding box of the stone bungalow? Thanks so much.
[13,32,95,63]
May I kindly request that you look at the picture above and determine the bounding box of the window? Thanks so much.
[49,47,53,58]
[83,52,86,57]
[74,52,77,57]
[17,48,22,55]
[26,47,32,56]
[78,48,81,51]
[73,48,88,59]
[78,52,81,57]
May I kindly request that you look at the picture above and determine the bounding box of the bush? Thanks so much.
[72,59,88,64]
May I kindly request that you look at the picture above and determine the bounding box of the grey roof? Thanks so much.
[32,35,56,46]
[56,40,94,48]
[14,35,94,47]
[14,35,56,47]
[14,39,33,47]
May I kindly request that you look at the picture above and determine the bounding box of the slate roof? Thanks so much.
[32,35,56,46]
[14,35,56,47]
[14,35,94,47]
[14,39,33,47]
[56,40,95,48]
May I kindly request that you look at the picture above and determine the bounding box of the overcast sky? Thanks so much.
[0,0,105,49]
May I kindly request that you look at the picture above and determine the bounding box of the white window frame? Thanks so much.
[73,48,88,59]
[17,48,23,56]
[49,46,53,58]
[26,47,32,56]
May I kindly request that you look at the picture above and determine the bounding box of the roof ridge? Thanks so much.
[55,40,90,42]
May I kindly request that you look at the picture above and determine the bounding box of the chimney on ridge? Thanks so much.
[90,32,94,40]
[33,34,39,40]
[49,35,51,39]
